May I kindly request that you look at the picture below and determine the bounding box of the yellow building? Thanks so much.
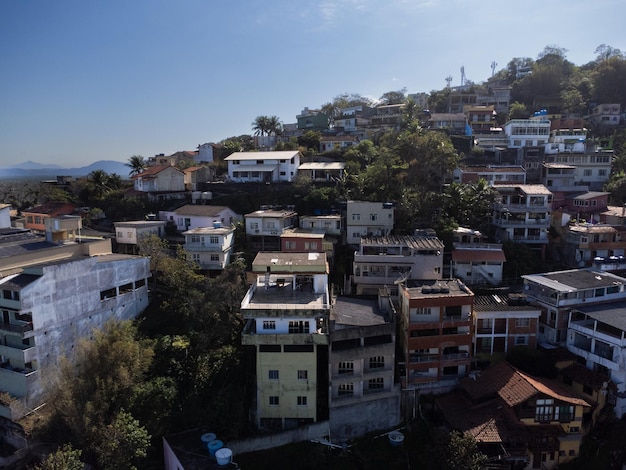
[241,252,330,430]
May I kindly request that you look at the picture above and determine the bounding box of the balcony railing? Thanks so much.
[0,322,34,336]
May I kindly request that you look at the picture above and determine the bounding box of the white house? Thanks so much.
[159,205,241,233]
[224,151,302,183]
[131,165,185,193]
[0,204,11,229]
[182,223,236,271]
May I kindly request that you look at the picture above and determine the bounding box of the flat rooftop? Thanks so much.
[251,252,328,273]
[244,283,327,311]
[402,279,474,299]
[523,269,626,291]
[575,300,626,331]
[331,296,389,326]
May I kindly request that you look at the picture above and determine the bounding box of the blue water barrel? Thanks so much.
[208,439,224,456]
[201,432,216,445]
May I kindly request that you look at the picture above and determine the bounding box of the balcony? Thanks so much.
[0,344,36,364]
[0,322,34,338]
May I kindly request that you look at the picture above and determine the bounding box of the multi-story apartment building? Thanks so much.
[492,184,552,258]
[224,151,302,183]
[522,268,626,347]
[567,299,626,417]
[369,103,405,129]
[241,252,330,431]
[503,117,551,149]
[0,223,150,420]
[427,113,468,135]
[328,294,400,440]
[475,85,512,115]
[296,107,330,131]
[560,221,626,269]
[352,234,444,296]
[114,220,167,254]
[344,201,394,246]
[397,278,474,394]
[543,147,613,192]
[472,293,541,361]
[182,222,236,272]
[245,208,299,252]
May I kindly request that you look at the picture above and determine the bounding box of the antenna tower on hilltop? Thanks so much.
[491,61,498,77]
[445,75,452,88]
[460,66,466,87]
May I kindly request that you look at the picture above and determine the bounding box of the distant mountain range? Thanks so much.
[0,160,130,179]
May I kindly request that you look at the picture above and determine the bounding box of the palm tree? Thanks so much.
[266,115,283,136]
[126,155,147,176]
[252,116,270,136]
[88,169,111,199]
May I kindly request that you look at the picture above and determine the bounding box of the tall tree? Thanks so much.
[379,88,407,105]
[252,115,271,136]
[88,169,112,199]
[126,155,147,176]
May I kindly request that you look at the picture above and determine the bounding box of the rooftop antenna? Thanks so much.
[491,61,498,77]
[445,74,453,88]
[460,66,466,87]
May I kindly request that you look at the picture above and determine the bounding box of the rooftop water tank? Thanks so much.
[201,432,216,445]
[208,439,224,456]
[388,431,405,447]
[213,220,222,228]
[215,447,233,466]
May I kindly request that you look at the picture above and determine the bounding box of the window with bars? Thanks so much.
[338,362,354,375]
[338,383,354,396]
[369,356,384,369]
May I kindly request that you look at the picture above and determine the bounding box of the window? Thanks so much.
[251,222,259,229]
[285,241,296,250]
[368,377,384,390]
[370,214,377,221]
[100,288,117,301]
[269,370,279,380]
[209,236,219,244]
[263,320,276,330]
[192,253,200,262]
[297,370,308,380]
[352,213,361,221]
[515,318,530,327]
[338,362,354,375]
[269,396,279,406]
[369,356,384,369]
[297,396,307,406]
[191,235,202,243]
[338,383,354,396]
[288,320,309,334]
[583,169,592,177]
[515,336,528,345]
[415,307,431,315]
[536,398,555,422]
[304,242,318,250]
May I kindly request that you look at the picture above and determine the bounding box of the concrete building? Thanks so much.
[352,235,444,296]
[503,117,551,149]
[452,165,526,185]
[451,242,505,287]
[131,165,185,193]
[398,278,474,394]
[328,294,401,441]
[0,204,10,229]
[21,202,76,233]
[492,184,552,258]
[472,293,541,362]
[0,224,150,420]
[567,300,626,417]
[245,208,299,252]
[241,252,330,431]
[114,220,167,254]
[522,268,626,347]
[182,223,236,272]
[344,201,394,246]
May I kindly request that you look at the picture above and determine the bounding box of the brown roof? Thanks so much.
[452,248,506,262]
[22,202,75,216]
[131,165,182,179]
[460,361,590,408]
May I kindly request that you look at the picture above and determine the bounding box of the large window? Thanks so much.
[338,383,354,396]
[297,370,308,380]
[268,370,279,380]
[297,396,307,406]
[368,377,384,390]
[288,320,309,334]
[369,356,384,369]
[263,320,276,330]
[338,362,354,375]
[269,396,279,406]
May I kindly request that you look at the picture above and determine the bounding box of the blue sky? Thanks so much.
[1,0,624,168]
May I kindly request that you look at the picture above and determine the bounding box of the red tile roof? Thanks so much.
[131,165,182,179]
